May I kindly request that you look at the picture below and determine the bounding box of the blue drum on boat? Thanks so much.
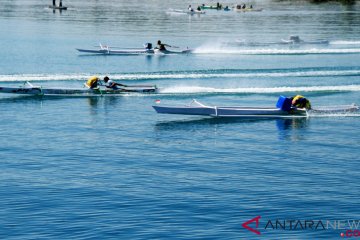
[276,95,292,111]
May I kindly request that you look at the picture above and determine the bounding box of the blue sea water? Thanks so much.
[0,0,360,239]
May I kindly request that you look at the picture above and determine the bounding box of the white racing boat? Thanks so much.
[153,99,308,118]
[154,48,192,55]
[77,43,154,55]
[167,8,206,14]
[0,82,157,96]
[77,43,192,55]
[234,7,263,12]
[76,48,154,55]
[234,35,329,47]
[153,98,359,118]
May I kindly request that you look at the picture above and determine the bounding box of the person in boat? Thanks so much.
[53,0,56,6]
[156,40,171,51]
[242,4,246,9]
[59,0,62,7]
[290,95,311,109]
[197,6,201,11]
[103,76,126,89]
[188,5,194,12]
[86,76,100,89]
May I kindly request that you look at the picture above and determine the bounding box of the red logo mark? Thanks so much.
[242,216,261,235]
[342,230,360,238]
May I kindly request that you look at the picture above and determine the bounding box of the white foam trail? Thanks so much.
[309,112,360,117]
[0,73,89,82]
[193,47,360,55]
[1,69,360,82]
[160,85,360,94]
[330,41,360,45]
[114,70,360,79]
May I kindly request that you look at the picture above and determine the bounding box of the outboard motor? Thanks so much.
[144,43,152,50]
[289,35,301,43]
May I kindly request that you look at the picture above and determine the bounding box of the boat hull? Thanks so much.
[200,6,222,10]
[234,8,263,12]
[153,48,192,55]
[77,48,191,55]
[280,39,329,45]
[76,48,154,55]
[49,5,67,10]
[153,105,308,118]
[168,9,205,14]
[0,85,157,96]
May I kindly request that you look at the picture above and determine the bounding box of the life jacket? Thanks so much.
[86,76,99,88]
[292,95,311,109]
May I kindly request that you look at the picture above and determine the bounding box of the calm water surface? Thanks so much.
[0,0,359,239]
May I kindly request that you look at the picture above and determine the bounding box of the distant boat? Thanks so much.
[281,35,329,45]
[200,5,222,10]
[233,4,262,12]
[234,35,329,47]
[234,7,263,12]
[167,8,206,15]
[49,5,67,10]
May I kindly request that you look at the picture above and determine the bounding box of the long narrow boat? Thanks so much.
[77,47,192,55]
[76,48,154,55]
[280,35,329,45]
[200,5,222,10]
[168,9,206,14]
[153,99,359,118]
[77,42,192,55]
[0,83,157,96]
[153,100,308,118]
[153,48,192,55]
[234,8,263,12]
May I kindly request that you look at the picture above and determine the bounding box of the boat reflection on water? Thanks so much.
[276,118,309,141]
[87,96,123,115]
[276,118,308,131]
[155,117,309,141]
